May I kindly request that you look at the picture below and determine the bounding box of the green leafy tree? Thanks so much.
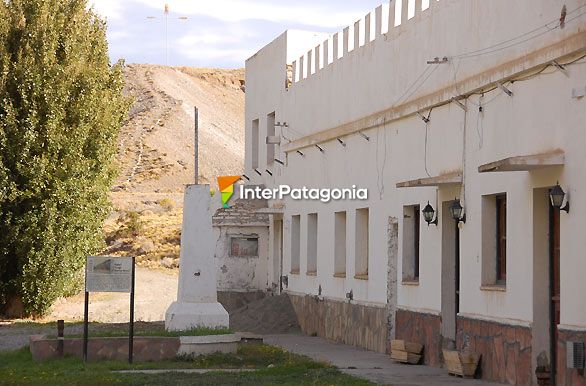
[0,0,130,316]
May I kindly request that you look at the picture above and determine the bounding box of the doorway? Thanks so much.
[441,201,460,346]
[273,219,283,293]
[532,187,561,384]
[549,198,561,383]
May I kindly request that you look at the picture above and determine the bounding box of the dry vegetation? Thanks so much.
[103,64,245,269]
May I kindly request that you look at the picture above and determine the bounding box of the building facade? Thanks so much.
[243,0,586,384]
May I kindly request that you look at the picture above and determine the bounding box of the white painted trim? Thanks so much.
[180,334,240,344]
[457,313,531,328]
[558,324,586,332]
[397,305,441,316]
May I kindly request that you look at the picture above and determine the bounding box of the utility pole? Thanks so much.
[164,3,169,66]
[194,106,199,185]
[146,4,188,66]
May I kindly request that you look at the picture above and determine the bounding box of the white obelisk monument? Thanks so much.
[165,184,229,330]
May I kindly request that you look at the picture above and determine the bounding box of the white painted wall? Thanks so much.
[245,0,586,330]
[214,225,270,292]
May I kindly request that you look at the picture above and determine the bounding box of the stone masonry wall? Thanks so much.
[456,316,532,385]
[288,293,388,353]
[558,329,586,386]
[30,336,179,362]
[394,308,442,366]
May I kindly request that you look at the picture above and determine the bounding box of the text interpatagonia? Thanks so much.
[240,185,368,203]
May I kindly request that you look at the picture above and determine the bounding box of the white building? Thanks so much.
[243,0,586,385]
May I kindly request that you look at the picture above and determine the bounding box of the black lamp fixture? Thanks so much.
[550,182,570,213]
[422,201,438,226]
[450,199,466,223]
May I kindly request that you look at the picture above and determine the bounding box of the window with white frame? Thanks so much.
[482,193,507,286]
[355,208,369,278]
[402,205,420,282]
[290,215,300,274]
[334,211,347,277]
[307,213,318,275]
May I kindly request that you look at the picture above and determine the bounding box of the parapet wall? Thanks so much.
[283,0,585,140]
[292,0,427,83]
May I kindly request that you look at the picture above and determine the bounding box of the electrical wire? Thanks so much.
[475,95,484,150]
[394,65,440,107]
[375,121,388,200]
[282,4,586,157]
[454,5,586,60]
[423,109,433,178]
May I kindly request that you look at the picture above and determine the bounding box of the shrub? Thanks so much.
[0,0,130,316]
[115,212,144,239]
[158,198,175,212]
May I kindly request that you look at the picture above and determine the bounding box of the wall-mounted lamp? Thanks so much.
[345,289,353,301]
[450,199,466,223]
[550,182,570,213]
[422,201,438,226]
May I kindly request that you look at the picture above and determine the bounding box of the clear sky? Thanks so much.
[91,0,385,69]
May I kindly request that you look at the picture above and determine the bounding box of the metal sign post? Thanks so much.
[129,256,135,364]
[83,256,135,364]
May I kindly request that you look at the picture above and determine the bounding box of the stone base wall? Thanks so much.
[394,309,442,366]
[288,293,388,353]
[558,329,586,386]
[456,316,532,386]
[30,336,179,362]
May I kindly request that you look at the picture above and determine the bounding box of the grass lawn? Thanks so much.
[47,326,233,339]
[4,321,231,338]
[0,343,375,386]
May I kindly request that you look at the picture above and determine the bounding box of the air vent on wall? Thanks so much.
[567,341,585,370]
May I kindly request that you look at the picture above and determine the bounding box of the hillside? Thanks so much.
[103,64,245,268]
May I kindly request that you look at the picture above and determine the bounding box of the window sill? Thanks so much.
[333,273,346,279]
[306,271,317,277]
[480,284,506,292]
[402,279,420,286]
[354,274,369,281]
[290,270,300,275]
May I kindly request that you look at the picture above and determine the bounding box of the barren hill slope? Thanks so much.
[103,64,245,268]
[114,64,244,200]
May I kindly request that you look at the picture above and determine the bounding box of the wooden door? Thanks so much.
[550,204,561,383]
[455,221,460,316]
